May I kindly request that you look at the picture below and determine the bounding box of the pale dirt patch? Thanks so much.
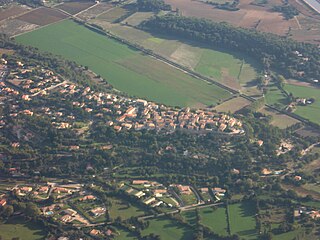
[169,44,203,69]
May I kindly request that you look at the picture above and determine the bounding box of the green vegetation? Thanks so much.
[182,207,229,236]
[142,217,193,240]
[0,217,46,240]
[16,20,231,107]
[228,202,257,239]
[284,84,320,125]
[109,197,146,220]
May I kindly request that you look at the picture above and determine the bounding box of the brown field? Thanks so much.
[0,19,38,36]
[0,48,14,55]
[0,5,30,21]
[165,0,298,35]
[296,126,320,138]
[17,7,68,26]
[214,96,251,113]
[56,1,94,15]
[281,183,320,200]
[77,3,114,21]
[259,107,300,129]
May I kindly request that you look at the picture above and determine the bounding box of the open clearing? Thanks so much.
[284,84,320,125]
[0,5,30,21]
[96,6,131,23]
[16,20,231,107]
[0,217,46,240]
[164,0,297,36]
[259,107,300,129]
[215,97,251,113]
[141,217,193,240]
[228,202,257,239]
[183,206,229,236]
[123,12,154,26]
[56,1,95,15]
[90,22,260,95]
[109,197,147,220]
[17,7,68,26]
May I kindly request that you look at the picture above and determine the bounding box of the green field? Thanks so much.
[141,217,193,240]
[228,202,257,239]
[284,84,320,124]
[109,197,147,220]
[16,20,231,108]
[91,22,260,95]
[0,217,46,240]
[183,206,229,236]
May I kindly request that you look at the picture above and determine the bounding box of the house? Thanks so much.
[79,195,96,201]
[175,185,192,195]
[200,188,209,193]
[90,207,106,217]
[257,140,264,147]
[20,186,33,192]
[294,176,302,181]
[261,168,272,175]
[144,197,156,205]
[60,214,72,223]
[0,199,7,207]
[132,180,149,185]
[106,229,113,236]
[90,229,101,236]
[212,187,226,196]
[134,191,145,198]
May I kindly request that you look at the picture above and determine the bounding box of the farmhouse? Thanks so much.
[90,207,106,217]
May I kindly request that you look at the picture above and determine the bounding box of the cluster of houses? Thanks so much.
[120,179,226,208]
[0,56,244,157]
[292,50,319,83]
[295,206,320,220]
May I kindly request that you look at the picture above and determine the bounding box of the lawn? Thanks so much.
[16,20,231,108]
[199,207,229,236]
[284,84,320,125]
[182,206,229,236]
[141,217,193,240]
[228,202,257,240]
[115,227,138,240]
[0,217,46,240]
[180,193,197,205]
[109,197,147,220]
[265,83,288,108]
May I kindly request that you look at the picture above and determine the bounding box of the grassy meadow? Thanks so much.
[91,23,260,95]
[228,202,257,240]
[0,217,46,240]
[141,217,193,240]
[16,20,231,108]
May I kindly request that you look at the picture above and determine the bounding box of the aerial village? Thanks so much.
[0,57,244,135]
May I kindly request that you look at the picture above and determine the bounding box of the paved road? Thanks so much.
[302,0,320,14]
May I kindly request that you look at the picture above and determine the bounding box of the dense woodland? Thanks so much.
[141,15,320,82]
[136,0,171,12]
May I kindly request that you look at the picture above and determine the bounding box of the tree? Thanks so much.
[2,205,14,218]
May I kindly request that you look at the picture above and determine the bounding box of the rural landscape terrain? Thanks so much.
[0,0,320,239]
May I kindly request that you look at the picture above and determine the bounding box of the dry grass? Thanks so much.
[259,107,300,129]
[214,97,251,113]
[165,0,298,35]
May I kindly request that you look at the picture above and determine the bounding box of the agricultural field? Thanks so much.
[0,18,38,36]
[259,107,300,129]
[96,5,132,23]
[56,1,94,15]
[214,97,251,113]
[76,2,114,21]
[91,22,260,95]
[109,197,147,220]
[228,202,257,239]
[284,84,320,125]
[164,0,298,36]
[123,12,155,26]
[0,217,47,240]
[17,7,68,26]
[141,217,193,240]
[265,83,288,109]
[0,4,30,21]
[115,227,138,240]
[16,20,231,107]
